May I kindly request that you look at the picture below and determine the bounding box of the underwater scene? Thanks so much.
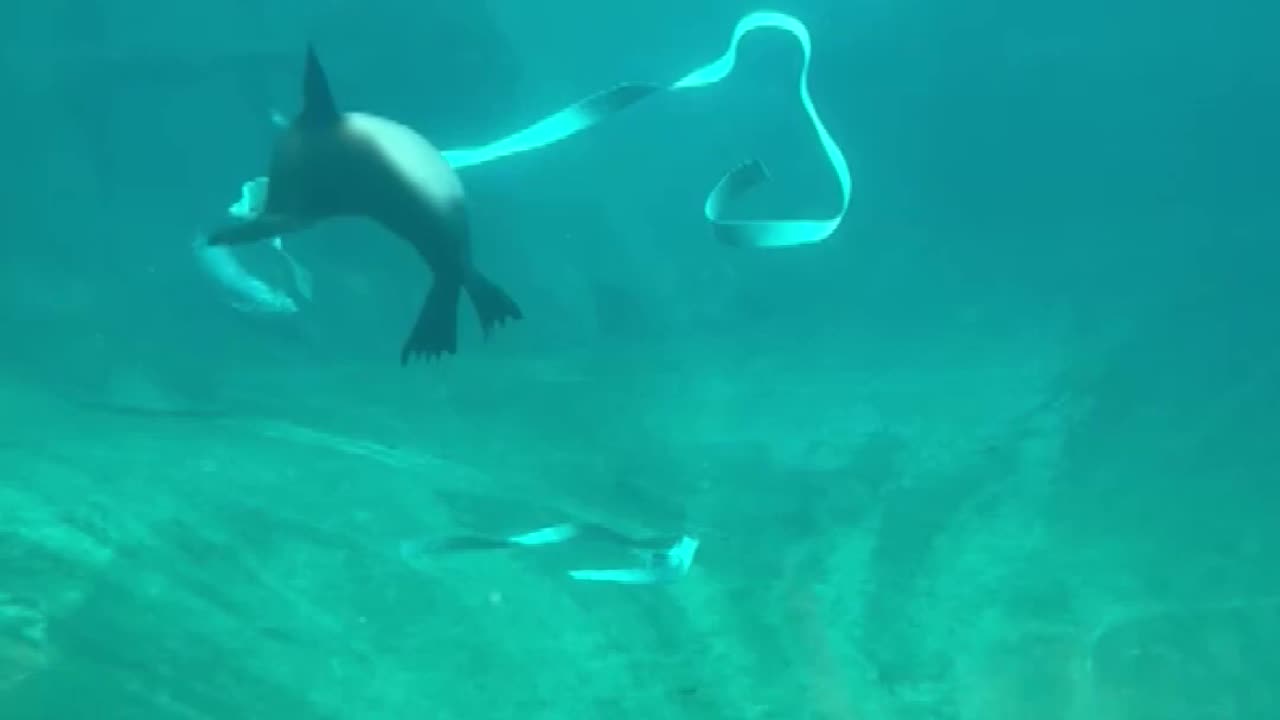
[2,0,1278,718]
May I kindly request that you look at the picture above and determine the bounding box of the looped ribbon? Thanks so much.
[194,177,314,314]
[443,11,850,248]
[207,11,848,313]
[228,178,314,301]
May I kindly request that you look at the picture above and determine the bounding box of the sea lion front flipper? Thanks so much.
[402,279,462,363]
[464,271,523,337]
[206,215,301,247]
[298,45,341,129]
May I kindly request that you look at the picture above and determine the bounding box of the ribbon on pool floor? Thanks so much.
[400,522,700,585]
[442,10,850,248]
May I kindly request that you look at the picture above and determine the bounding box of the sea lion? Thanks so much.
[206,47,522,363]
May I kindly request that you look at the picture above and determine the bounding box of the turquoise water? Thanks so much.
[2,1,1278,718]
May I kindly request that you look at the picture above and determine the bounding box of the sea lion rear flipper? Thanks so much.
[205,215,300,247]
[464,272,523,336]
[402,280,462,364]
[401,271,524,363]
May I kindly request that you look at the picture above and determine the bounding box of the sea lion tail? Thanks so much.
[465,272,523,337]
[402,280,461,363]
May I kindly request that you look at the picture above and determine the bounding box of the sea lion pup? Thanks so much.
[206,47,522,363]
